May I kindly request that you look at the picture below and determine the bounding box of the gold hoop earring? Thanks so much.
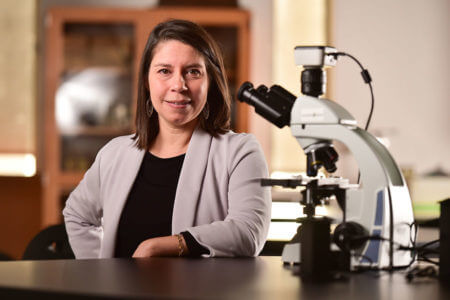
[202,102,210,120]
[146,99,153,118]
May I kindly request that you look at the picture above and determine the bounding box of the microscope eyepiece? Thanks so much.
[237,81,296,128]
[237,81,255,101]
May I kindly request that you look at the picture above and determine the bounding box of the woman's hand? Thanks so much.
[132,235,188,258]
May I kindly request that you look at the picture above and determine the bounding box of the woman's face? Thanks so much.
[148,40,209,131]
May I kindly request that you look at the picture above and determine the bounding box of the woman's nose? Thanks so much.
[170,73,187,92]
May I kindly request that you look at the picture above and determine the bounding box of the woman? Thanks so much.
[63,19,271,259]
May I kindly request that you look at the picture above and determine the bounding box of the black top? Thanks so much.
[115,151,208,257]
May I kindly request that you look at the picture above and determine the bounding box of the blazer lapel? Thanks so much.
[172,127,212,233]
[101,137,145,257]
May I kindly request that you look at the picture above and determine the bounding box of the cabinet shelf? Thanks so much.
[60,126,132,137]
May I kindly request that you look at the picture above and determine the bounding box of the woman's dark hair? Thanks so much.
[133,19,231,150]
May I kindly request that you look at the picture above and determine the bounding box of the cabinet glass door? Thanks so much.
[56,23,135,171]
[203,26,239,129]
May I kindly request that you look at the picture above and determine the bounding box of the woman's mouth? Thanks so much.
[164,100,191,108]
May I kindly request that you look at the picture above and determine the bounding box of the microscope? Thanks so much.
[238,46,415,279]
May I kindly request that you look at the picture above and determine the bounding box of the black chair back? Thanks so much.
[22,224,75,260]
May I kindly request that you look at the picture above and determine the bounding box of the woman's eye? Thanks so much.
[187,69,201,77]
[157,69,170,75]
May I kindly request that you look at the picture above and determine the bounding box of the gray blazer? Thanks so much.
[63,128,271,258]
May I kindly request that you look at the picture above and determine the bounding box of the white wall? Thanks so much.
[0,0,37,154]
[239,0,273,164]
[271,0,329,173]
[331,0,450,176]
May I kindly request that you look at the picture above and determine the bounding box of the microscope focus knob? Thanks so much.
[333,221,368,252]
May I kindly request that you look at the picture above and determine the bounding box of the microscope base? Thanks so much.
[282,241,350,272]
[281,242,300,264]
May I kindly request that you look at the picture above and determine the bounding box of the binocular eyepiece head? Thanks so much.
[237,80,338,177]
[237,82,296,128]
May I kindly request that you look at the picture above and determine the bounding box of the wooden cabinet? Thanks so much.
[42,7,250,227]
